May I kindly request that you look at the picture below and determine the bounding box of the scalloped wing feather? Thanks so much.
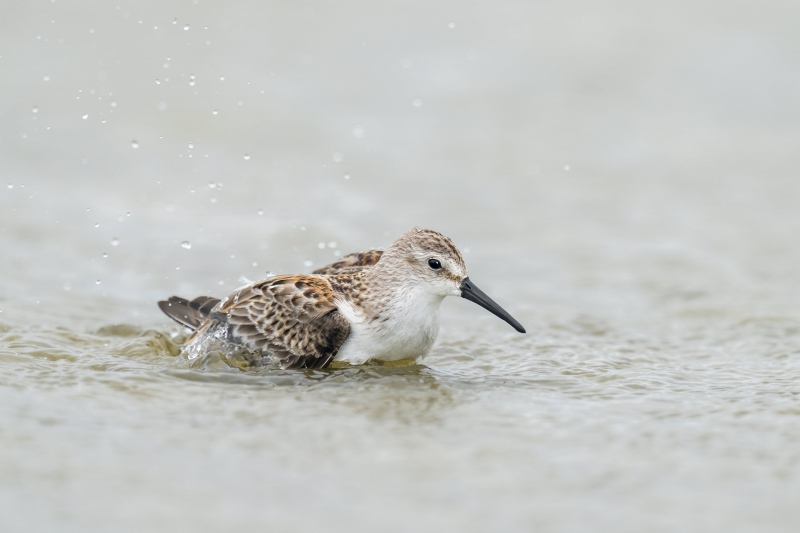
[213,275,350,369]
[311,249,383,275]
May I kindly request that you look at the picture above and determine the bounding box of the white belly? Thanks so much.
[334,298,442,365]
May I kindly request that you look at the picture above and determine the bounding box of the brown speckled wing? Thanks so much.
[214,276,350,370]
[312,250,383,275]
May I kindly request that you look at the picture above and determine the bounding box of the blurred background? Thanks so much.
[1,1,799,532]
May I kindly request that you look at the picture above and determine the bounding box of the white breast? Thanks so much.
[334,292,444,365]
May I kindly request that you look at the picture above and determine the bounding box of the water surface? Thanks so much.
[2,1,800,531]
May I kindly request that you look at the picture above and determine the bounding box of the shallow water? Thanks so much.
[2,1,800,532]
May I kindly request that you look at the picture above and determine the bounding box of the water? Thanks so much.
[2,1,800,532]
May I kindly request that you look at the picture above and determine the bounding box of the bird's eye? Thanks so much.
[428,258,442,270]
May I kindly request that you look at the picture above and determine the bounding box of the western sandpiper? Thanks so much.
[159,227,525,369]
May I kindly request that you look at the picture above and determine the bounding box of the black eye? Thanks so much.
[428,258,442,270]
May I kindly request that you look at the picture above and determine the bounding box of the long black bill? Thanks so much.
[460,277,526,333]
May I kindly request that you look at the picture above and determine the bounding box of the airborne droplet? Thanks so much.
[181,241,192,249]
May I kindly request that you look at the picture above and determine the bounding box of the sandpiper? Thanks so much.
[158,227,525,369]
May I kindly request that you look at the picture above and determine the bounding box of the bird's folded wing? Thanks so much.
[218,275,350,369]
[312,249,384,275]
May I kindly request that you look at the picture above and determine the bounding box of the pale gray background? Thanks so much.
[1,1,799,532]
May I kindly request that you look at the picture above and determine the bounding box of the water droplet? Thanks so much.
[328,241,337,248]
[332,152,343,163]
[95,279,101,285]
[448,22,456,29]
[63,283,72,292]
[208,182,217,189]
[183,24,190,31]
[181,241,192,249]
[131,140,139,149]
[82,114,89,120]
[212,109,218,115]
[412,99,422,107]
[318,242,325,249]
[300,226,307,231]
[126,211,131,216]
[111,237,120,246]
[175,266,180,270]
[564,165,570,171]
[252,262,258,267]
[102,252,108,258]
[303,260,313,267]
[158,101,167,111]
[257,209,264,215]
[210,197,218,203]
[32,106,38,114]
[155,79,161,85]
[43,75,50,82]
[230,254,236,259]
[219,76,225,81]
[353,126,364,138]
[218,280,225,285]
[94,223,100,228]
[188,143,194,149]
[343,174,351,180]
[243,154,250,160]
[110,101,117,108]
[7,184,13,189]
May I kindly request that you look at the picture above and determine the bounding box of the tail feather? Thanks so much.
[158,295,221,330]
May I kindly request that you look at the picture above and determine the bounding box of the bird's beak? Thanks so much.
[460,277,526,333]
